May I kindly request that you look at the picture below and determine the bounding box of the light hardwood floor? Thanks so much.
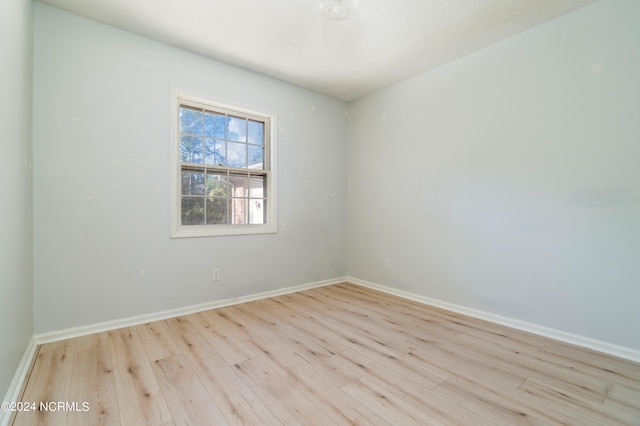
[12,282,640,425]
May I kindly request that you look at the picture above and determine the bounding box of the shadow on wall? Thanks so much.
[569,188,639,208]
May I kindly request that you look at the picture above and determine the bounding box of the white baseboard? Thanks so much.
[347,276,640,363]
[1,337,38,426]
[34,277,347,345]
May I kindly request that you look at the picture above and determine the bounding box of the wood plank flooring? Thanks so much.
[12,282,640,425]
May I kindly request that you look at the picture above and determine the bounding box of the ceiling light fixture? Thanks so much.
[319,0,358,21]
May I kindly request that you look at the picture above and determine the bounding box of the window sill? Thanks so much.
[171,224,277,238]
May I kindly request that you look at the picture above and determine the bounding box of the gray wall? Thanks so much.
[347,0,640,350]
[0,0,34,399]
[33,4,348,333]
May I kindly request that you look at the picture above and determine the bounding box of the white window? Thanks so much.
[171,89,276,237]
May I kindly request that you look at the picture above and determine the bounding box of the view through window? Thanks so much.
[172,92,275,237]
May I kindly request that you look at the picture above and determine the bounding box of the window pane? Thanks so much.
[227,116,247,142]
[248,145,263,169]
[231,198,247,224]
[204,138,225,166]
[180,135,203,164]
[181,170,205,195]
[230,176,248,197]
[227,142,247,168]
[204,112,225,138]
[175,98,273,235]
[206,172,229,198]
[180,107,202,135]
[249,199,265,224]
[249,176,264,198]
[248,120,264,145]
[206,197,229,224]
[181,197,204,225]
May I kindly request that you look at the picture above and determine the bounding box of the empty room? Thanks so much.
[2,0,640,424]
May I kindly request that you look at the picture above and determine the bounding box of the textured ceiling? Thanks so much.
[38,0,596,101]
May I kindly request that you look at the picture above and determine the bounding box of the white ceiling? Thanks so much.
[38,0,596,101]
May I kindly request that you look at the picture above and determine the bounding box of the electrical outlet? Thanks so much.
[212,268,221,281]
[384,259,391,270]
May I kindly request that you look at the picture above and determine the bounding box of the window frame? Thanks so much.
[170,87,277,238]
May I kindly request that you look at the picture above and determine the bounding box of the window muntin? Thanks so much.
[171,92,275,237]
